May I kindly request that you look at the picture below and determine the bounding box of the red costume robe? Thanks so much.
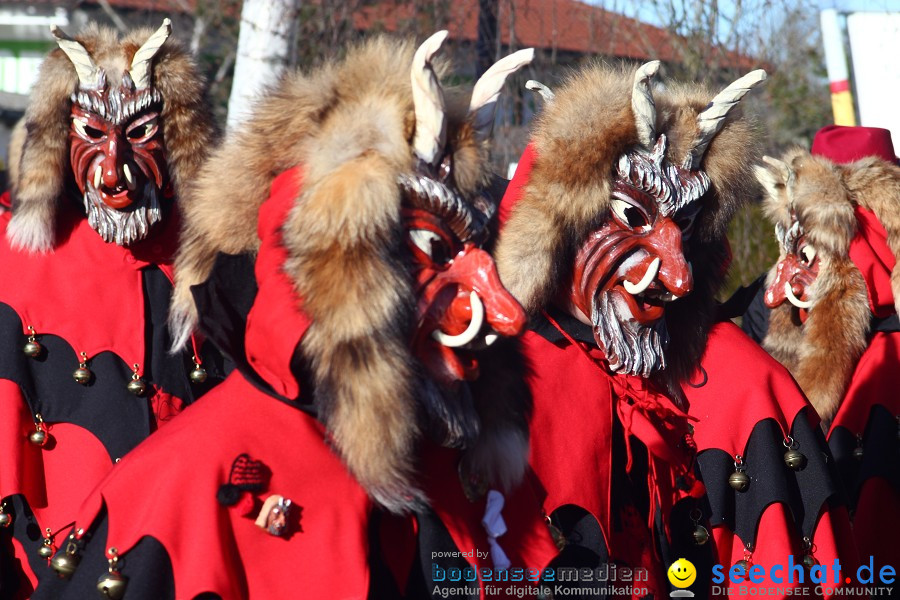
[0,195,223,599]
[33,169,558,600]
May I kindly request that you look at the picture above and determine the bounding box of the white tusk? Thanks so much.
[623,257,660,295]
[93,165,102,189]
[123,163,135,189]
[432,291,484,348]
[484,333,499,346]
[784,282,813,309]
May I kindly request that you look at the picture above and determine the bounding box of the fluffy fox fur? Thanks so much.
[495,64,761,392]
[174,37,529,512]
[759,151,900,427]
[8,23,216,252]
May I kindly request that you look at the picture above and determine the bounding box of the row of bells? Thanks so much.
[23,339,208,394]
[728,448,807,492]
[41,538,128,599]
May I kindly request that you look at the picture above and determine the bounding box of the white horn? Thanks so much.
[525,80,555,103]
[632,61,660,149]
[785,282,812,309]
[623,257,660,295]
[469,48,534,141]
[683,69,767,170]
[411,30,449,165]
[432,291,485,348]
[51,25,101,88]
[130,18,172,90]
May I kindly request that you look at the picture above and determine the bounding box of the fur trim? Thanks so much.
[174,37,528,512]
[495,63,761,387]
[7,117,26,198]
[8,23,216,253]
[758,150,894,426]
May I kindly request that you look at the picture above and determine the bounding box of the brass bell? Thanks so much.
[127,377,147,396]
[729,471,750,492]
[784,449,807,470]
[51,547,81,579]
[190,365,208,384]
[853,446,864,460]
[73,366,91,385]
[0,511,11,528]
[24,327,42,358]
[802,554,817,569]
[29,429,48,446]
[693,524,709,545]
[734,559,750,575]
[97,570,128,599]
[38,540,54,559]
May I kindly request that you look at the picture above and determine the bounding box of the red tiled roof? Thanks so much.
[355,0,754,68]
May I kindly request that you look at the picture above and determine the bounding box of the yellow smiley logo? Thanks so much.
[667,558,697,589]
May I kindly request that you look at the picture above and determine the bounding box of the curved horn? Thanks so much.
[683,69,767,170]
[411,30,449,165]
[525,79,555,103]
[130,18,172,90]
[469,48,534,141]
[51,25,101,88]
[632,61,660,149]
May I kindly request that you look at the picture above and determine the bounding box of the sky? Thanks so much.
[596,0,900,29]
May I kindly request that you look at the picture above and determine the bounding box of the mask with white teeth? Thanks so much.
[565,61,766,378]
[56,21,171,246]
[764,213,819,319]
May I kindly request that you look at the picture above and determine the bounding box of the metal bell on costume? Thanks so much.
[127,364,147,396]
[38,528,55,559]
[51,537,81,579]
[0,503,12,528]
[23,326,42,358]
[190,356,208,384]
[802,554,817,569]
[729,455,750,492]
[98,549,128,599]
[690,509,709,545]
[734,559,750,575]
[74,352,91,385]
[97,571,128,599]
[29,415,48,447]
[783,437,806,470]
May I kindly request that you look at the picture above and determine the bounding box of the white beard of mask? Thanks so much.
[592,289,668,378]
[83,181,162,246]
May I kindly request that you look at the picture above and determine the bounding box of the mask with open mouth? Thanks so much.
[765,214,819,321]
[399,34,528,389]
[566,62,765,378]
[56,21,171,245]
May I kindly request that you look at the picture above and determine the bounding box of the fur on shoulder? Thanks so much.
[758,151,900,426]
[174,36,530,512]
[495,63,761,389]
[8,22,216,252]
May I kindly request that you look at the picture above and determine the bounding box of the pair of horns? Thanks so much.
[411,30,534,166]
[51,18,172,90]
[631,61,767,170]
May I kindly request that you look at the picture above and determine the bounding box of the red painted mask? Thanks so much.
[568,135,705,377]
[400,168,526,388]
[764,217,819,322]
[69,72,168,245]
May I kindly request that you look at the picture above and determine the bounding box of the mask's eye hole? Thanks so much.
[610,198,649,229]
[800,244,816,265]
[74,119,104,140]
[409,229,452,266]
[127,117,158,141]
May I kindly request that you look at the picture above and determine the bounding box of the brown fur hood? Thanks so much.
[172,36,532,512]
[495,63,763,389]
[758,150,900,426]
[7,22,216,252]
